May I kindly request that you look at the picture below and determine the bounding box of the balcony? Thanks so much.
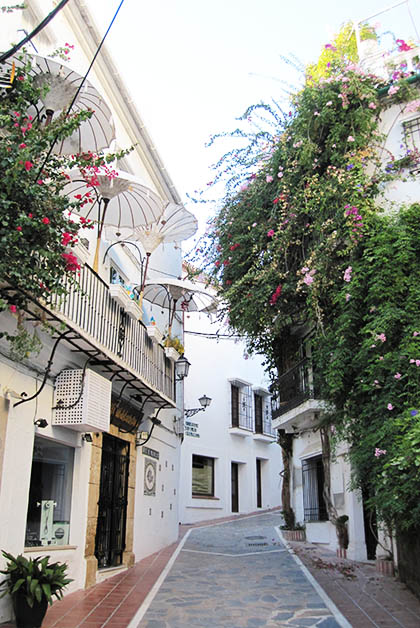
[5,264,175,406]
[271,358,325,432]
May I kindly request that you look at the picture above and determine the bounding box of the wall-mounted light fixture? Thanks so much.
[175,355,191,381]
[185,395,212,418]
[82,433,93,443]
[34,418,48,428]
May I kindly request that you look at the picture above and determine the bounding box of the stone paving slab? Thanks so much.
[136,513,344,627]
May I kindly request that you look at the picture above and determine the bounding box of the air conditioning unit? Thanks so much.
[53,369,111,432]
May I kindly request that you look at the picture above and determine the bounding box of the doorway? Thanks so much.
[256,459,262,508]
[95,434,130,569]
[231,462,239,512]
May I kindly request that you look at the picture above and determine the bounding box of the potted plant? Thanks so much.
[164,335,184,361]
[0,551,72,628]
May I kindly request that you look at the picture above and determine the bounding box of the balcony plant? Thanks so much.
[164,335,184,361]
[0,550,72,627]
[0,52,125,356]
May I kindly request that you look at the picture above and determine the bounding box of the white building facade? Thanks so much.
[179,309,282,524]
[0,2,193,622]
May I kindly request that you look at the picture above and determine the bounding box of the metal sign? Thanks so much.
[142,446,159,460]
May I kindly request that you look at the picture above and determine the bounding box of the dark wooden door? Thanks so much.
[95,434,130,569]
[256,459,262,508]
[231,463,239,513]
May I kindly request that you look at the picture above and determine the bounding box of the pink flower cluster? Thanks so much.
[301,266,316,286]
[343,266,352,282]
[269,284,282,306]
[62,252,80,272]
[374,448,387,457]
[345,205,364,241]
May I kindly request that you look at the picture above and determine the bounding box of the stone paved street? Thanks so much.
[134,512,346,627]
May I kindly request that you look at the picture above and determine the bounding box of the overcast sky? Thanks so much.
[85,0,420,238]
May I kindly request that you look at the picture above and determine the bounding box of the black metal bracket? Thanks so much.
[13,330,73,407]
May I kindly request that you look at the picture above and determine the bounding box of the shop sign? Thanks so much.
[110,395,143,433]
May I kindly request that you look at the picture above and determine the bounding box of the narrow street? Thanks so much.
[133,512,346,627]
[3,510,420,627]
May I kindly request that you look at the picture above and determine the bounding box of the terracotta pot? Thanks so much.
[13,592,48,628]
[282,529,306,542]
[376,557,395,577]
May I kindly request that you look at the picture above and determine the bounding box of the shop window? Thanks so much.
[192,454,214,497]
[25,437,74,547]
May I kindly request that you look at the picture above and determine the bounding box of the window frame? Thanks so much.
[301,454,328,523]
[192,454,215,498]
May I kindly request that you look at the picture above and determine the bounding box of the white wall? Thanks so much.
[179,310,282,523]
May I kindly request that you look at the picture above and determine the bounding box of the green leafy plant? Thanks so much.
[165,335,184,354]
[0,551,72,607]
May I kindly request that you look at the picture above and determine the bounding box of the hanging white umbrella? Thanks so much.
[6,54,115,154]
[105,203,198,313]
[143,276,218,336]
[64,168,166,270]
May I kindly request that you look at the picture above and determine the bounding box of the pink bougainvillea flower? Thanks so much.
[277,171,283,178]
[410,358,415,363]
[379,356,384,360]
[266,175,273,183]
[347,136,355,142]
[16,226,22,231]
[394,372,402,379]
[374,448,387,457]
[326,101,333,106]
[303,274,314,286]
[343,266,352,282]
[252,222,257,227]
[314,111,320,116]
[376,333,386,343]
[345,293,351,302]
[28,213,33,218]
[267,229,275,237]
[37,180,43,185]
[42,217,50,224]
[24,161,33,171]
[387,403,394,410]
[368,102,377,109]
[9,305,17,313]
[62,252,80,272]
[388,85,399,96]
[19,143,26,149]
[413,331,419,337]
[416,360,420,367]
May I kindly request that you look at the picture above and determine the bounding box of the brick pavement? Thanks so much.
[1,508,420,627]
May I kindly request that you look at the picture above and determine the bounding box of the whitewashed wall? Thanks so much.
[179,310,282,523]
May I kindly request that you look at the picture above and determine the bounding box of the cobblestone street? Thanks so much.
[2,510,420,627]
[134,512,346,627]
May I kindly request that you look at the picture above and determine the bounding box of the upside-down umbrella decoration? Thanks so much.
[142,277,218,337]
[64,167,166,271]
[106,203,199,313]
[5,54,115,154]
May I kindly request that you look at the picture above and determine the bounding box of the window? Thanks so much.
[192,455,214,497]
[230,382,252,430]
[254,394,263,433]
[25,437,74,547]
[403,117,420,168]
[302,455,328,522]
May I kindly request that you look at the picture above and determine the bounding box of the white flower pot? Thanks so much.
[146,326,164,344]
[165,347,180,362]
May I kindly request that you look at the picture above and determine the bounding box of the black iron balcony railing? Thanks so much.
[49,264,174,402]
[271,358,319,419]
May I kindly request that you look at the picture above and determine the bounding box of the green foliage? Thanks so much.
[197,25,420,528]
[0,551,72,607]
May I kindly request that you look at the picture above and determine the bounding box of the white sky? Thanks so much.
[85,0,420,240]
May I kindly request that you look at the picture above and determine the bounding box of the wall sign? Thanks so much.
[185,420,200,438]
[142,446,159,460]
[144,459,157,496]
